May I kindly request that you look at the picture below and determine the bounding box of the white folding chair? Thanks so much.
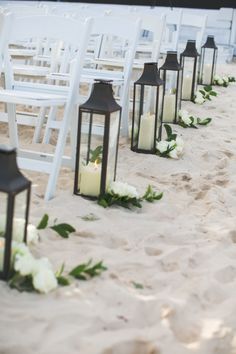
[160,9,183,53]
[0,12,92,200]
[81,15,141,137]
[179,13,207,52]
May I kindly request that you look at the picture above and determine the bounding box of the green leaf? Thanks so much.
[98,192,142,209]
[50,223,76,238]
[142,185,163,203]
[57,275,70,286]
[37,214,49,230]
[209,91,217,96]
[56,263,65,277]
[69,259,107,280]
[132,281,144,289]
[164,124,173,139]
[228,76,236,83]
[81,213,100,221]
[197,118,212,126]
[203,85,212,92]
[90,146,103,163]
[8,273,35,293]
[199,89,206,96]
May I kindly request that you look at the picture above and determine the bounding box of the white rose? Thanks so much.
[13,242,31,257]
[178,109,189,119]
[218,78,224,85]
[0,215,39,245]
[14,253,36,276]
[194,91,205,104]
[168,140,177,148]
[27,224,39,245]
[175,137,184,155]
[33,267,58,294]
[223,76,229,83]
[109,181,139,199]
[214,74,221,81]
[182,115,192,126]
[156,140,170,153]
[168,148,179,159]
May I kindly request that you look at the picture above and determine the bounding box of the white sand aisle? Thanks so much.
[0,63,236,354]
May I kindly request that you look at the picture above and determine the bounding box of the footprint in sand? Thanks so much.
[229,230,236,243]
[215,265,236,284]
[215,157,228,170]
[102,340,160,354]
[193,184,211,201]
[222,150,234,158]
[145,247,163,257]
[161,305,201,344]
[203,284,226,305]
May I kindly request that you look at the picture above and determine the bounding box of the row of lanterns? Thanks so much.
[0,36,218,280]
[73,35,218,196]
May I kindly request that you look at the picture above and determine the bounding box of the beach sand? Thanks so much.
[0,62,236,354]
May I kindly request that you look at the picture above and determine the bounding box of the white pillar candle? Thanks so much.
[137,112,155,150]
[79,161,102,197]
[162,94,176,123]
[203,63,212,85]
[182,75,192,100]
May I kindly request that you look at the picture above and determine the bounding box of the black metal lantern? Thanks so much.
[74,80,121,198]
[199,35,218,86]
[180,40,200,101]
[0,146,31,280]
[131,62,164,154]
[159,51,183,124]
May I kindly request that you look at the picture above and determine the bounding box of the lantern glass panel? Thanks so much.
[107,111,120,182]
[12,189,28,243]
[182,57,197,100]
[0,192,7,272]
[200,48,216,85]
[132,84,162,151]
[77,111,106,198]
[161,70,182,123]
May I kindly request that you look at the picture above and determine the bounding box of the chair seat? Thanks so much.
[0,89,67,106]
[13,64,50,77]
[9,48,36,58]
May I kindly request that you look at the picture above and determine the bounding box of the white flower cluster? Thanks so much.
[156,136,184,159]
[13,242,58,294]
[0,216,39,244]
[194,91,205,104]
[213,74,229,87]
[108,181,139,199]
[178,110,198,127]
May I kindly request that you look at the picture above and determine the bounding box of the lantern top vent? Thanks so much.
[80,80,121,113]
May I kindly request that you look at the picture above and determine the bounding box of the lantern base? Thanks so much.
[131,146,157,155]
[74,191,99,201]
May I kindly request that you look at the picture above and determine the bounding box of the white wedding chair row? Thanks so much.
[46,15,142,138]
[0,11,92,200]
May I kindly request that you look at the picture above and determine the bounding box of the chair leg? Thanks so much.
[44,106,73,201]
[33,106,47,143]
[42,106,58,144]
[7,103,19,148]
[69,104,78,169]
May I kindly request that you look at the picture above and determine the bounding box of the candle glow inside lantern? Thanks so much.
[180,40,200,101]
[131,62,164,154]
[160,51,183,124]
[0,147,31,280]
[74,80,121,198]
[199,35,218,86]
